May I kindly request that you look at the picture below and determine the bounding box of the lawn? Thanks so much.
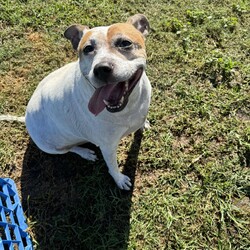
[0,0,250,249]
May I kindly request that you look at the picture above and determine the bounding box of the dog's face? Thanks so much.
[65,14,150,116]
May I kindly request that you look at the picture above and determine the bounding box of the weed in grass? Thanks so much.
[203,53,239,87]
[164,18,184,33]
[186,9,207,26]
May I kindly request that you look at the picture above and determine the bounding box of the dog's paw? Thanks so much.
[84,149,98,161]
[140,119,151,131]
[114,173,132,191]
[70,147,98,161]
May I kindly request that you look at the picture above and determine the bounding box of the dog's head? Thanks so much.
[64,14,150,116]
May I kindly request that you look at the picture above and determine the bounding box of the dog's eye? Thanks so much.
[120,40,132,48]
[116,39,133,49]
[83,45,94,54]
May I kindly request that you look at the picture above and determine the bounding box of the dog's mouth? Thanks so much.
[88,68,143,116]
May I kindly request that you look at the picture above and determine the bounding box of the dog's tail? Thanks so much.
[0,115,25,123]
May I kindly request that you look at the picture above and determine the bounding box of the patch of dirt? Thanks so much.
[233,196,250,213]
[172,135,190,149]
[26,32,45,43]
[133,169,166,195]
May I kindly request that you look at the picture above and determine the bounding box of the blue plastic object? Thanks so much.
[0,178,33,250]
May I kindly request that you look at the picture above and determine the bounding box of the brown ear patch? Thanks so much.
[127,14,150,37]
[78,31,93,51]
[107,23,145,49]
[64,25,89,50]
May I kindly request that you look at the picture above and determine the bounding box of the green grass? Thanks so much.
[0,0,250,249]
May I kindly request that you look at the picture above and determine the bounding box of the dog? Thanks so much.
[0,14,151,190]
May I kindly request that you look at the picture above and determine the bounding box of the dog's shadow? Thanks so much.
[21,130,143,250]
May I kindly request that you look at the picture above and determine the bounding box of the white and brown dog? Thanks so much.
[1,14,151,190]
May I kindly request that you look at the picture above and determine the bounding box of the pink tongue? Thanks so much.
[88,84,121,116]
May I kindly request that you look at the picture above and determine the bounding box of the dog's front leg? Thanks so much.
[142,119,151,130]
[101,145,132,190]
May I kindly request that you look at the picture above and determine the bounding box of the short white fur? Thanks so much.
[0,14,151,190]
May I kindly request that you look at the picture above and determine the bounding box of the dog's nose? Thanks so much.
[94,62,114,82]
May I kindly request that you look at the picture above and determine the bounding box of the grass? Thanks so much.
[0,0,249,249]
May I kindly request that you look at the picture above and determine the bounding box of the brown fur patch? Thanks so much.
[78,30,93,51]
[107,23,145,49]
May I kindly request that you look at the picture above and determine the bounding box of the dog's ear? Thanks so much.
[127,14,150,37]
[64,25,89,50]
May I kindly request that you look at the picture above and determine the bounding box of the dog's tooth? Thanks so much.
[104,99,123,110]
[125,81,129,91]
[103,99,110,106]
[120,96,124,104]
